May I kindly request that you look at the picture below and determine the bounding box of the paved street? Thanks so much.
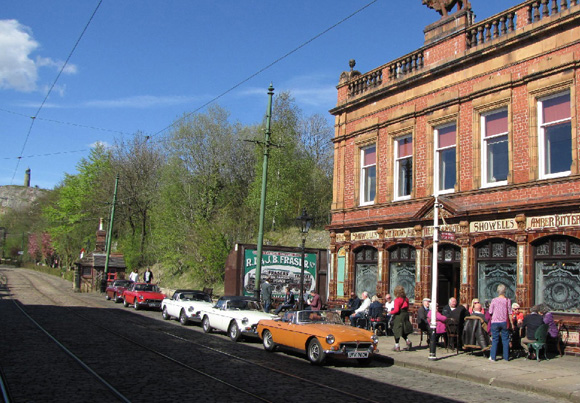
[0,267,575,402]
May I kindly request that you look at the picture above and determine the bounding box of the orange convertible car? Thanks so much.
[257,310,379,365]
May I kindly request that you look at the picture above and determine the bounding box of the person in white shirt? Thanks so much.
[350,291,370,326]
[129,269,139,282]
[384,294,395,313]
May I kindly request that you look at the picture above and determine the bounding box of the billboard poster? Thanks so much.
[243,248,317,298]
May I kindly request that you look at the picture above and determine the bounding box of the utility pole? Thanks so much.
[254,84,275,302]
[429,196,440,360]
[102,174,119,292]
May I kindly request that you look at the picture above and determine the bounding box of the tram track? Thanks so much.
[2,268,385,403]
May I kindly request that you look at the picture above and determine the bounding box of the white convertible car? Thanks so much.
[161,289,213,325]
[199,296,278,342]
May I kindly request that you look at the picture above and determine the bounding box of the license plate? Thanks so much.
[149,302,160,307]
[347,351,368,359]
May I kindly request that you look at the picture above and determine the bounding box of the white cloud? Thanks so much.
[90,140,111,149]
[36,56,78,75]
[84,95,198,108]
[0,20,39,92]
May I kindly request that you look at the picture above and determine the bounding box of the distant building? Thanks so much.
[328,1,580,352]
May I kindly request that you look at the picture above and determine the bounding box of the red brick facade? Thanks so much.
[328,1,580,355]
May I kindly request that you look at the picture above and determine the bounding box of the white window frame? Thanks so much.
[360,144,376,206]
[434,123,456,195]
[394,135,412,201]
[481,108,509,188]
[538,91,572,180]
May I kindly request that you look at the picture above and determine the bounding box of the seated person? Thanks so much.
[417,298,432,339]
[540,305,560,350]
[442,297,467,347]
[368,295,385,332]
[432,304,448,345]
[469,298,485,315]
[274,287,295,314]
[463,314,491,350]
[471,302,486,322]
[341,292,361,322]
[521,305,544,357]
[350,291,370,326]
[511,303,524,327]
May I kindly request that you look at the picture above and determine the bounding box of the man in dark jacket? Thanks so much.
[442,297,467,348]
[340,292,361,322]
[274,287,295,314]
[521,305,544,355]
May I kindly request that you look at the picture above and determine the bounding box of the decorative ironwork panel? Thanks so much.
[455,250,461,261]
[535,261,580,312]
[410,248,416,260]
[553,240,567,256]
[492,242,504,257]
[479,246,490,258]
[444,249,453,261]
[507,245,517,258]
[391,248,399,259]
[401,247,409,260]
[355,264,377,296]
[536,243,549,256]
[390,262,416,302]
[571,241,580,255]
[477,262,516,304]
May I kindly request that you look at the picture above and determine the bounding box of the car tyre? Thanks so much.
[228,321,241,342]
[105,293,111,301]
[162,306,170,320]
[307,338,326,365]
[113,293,119,303]
[134,300,140,310]
[123,298,129,307]
[202,316,211,333]
[179,310,189,326]
[262,330,276,352]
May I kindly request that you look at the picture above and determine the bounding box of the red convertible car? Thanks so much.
[105,279,133,303]
[123,282,165,310]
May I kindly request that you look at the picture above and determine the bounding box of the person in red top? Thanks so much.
[390,285,414,351]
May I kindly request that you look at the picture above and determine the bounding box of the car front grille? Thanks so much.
[340,342,372,351]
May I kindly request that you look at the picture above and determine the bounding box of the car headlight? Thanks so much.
[326,335,335,345]
[242,317,249,325]
[371,335,379,344]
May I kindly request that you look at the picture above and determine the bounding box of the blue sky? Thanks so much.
[1,0,522,189]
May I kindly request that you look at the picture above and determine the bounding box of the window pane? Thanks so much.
[485,110,508,137]
[438,125,456,147]
[535,260,580,312]
[486,135,508,182]
[543,93,570,123]
[364,146,376,166]
[355,263,377,296]
[545,122,571,174]
[477,262,516,303]
[398,137,412,157]
[363,165,376,202]
[439,148,456,190]
[389,262,416,303]
[398,157,413,196]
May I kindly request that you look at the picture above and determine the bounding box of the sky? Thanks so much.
[1,0,523,190]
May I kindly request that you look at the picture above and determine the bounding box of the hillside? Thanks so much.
[0,185,48,216]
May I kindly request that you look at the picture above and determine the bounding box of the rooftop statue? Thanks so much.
[422,0,471,17]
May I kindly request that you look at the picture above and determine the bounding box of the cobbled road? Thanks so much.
[0,267,566,403]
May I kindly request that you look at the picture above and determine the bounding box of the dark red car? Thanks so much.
[123,282,165,310]
[105,279,133,303]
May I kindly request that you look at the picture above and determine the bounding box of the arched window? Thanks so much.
[389,244,416,302]
[534,236,580,312]
[354,246,378,296]
[476,239,517,304]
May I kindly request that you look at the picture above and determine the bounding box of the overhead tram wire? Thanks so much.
[10,0,104,184]
[149,0,379,140]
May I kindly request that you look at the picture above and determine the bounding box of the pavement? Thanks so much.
[372,332,580,402]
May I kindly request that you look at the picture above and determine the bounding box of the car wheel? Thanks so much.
[133,300,140,310]
[202,316,211,333]
[179,310,189,326]
[228,321,241,342]
[262,330,276,352]
[123,298,129,307]
[162,307,170,320]
[113,293,118,303]
[105,293,111,301]
[307,339,326,365]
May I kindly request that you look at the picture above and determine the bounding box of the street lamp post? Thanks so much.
[296,208,313,310]
[429,196,440,360]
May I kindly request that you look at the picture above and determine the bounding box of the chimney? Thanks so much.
[24,168,31,187]
[95,218,106,252]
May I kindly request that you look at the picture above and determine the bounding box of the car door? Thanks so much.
[166,295,180,317]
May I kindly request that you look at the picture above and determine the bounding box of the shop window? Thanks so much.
[434,123,456,194]
[82,266,92,276]
[360,145,376,205]
[354,246,378,296]
[394,135,413,200]
[481,109,508,187]
[534,236,580,312]
[476,239,517,304]
[389,244,416,302]
[538,92,571,179]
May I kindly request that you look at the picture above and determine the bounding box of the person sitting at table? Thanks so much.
[417,297,432,341]
[274,287,295,315]
[511,303,524,327]
[471,302,486,322]
[341,292,361,322]
[521,305,544,358]
[350,291,370,327]
[540,305,560,343]
[442,297,467,348]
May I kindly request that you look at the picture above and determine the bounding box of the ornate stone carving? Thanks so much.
[422,0,471,17]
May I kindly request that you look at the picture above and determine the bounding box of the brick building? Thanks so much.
[327,0,580,352]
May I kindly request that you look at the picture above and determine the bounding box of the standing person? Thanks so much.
[143,268,154,284]
[349,291,370,326]
[261,277,272,313]
[274,287,295,314]
[129,269,139,282]
[488,284,512,361]
[340,292,361,322]
[390,285,414,351]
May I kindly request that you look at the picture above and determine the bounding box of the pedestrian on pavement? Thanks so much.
[488,283,512,361]
[129,269,139,282]
[261,277,272,313]
[390,285,414,351]
[144,268,154,284]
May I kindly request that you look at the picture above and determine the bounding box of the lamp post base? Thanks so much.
[428,327,437,360]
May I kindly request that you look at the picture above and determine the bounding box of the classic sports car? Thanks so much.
[161,290,213,325]
[105,279,133,303]
[257,310,379,365]
[198,296,277,342]
[122,282,165,310]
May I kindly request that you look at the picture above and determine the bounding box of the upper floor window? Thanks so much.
[394,135,413,199]
[360,145,376,205]
[481,109,508,187]
[434,123,456,194]
[538,92,571,179]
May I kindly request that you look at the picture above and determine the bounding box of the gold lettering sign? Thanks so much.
[384,228,415,238]
[423,224,461,237]
[351,230,379,241]
[335,233,346,242]
[470,219,516,233]
[527,213,580,229]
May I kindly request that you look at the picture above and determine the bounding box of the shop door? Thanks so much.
[436,244,461,308]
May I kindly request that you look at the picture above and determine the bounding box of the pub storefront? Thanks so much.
[328,207,580,354]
